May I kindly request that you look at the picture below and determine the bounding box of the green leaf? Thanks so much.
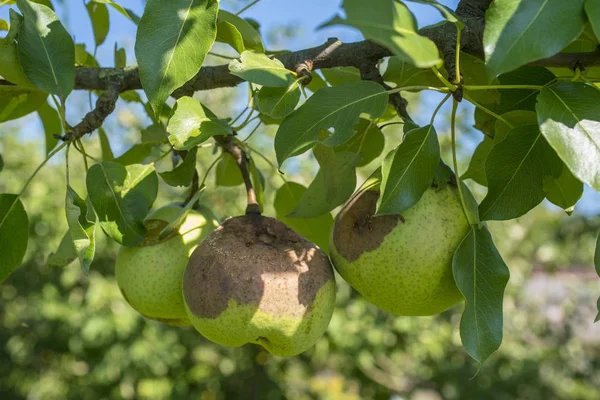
[256,82,301,119]
[376,125,440,216]
[114,45,126,68]
[135,0,218,117]
[0,19,8,31]
[36,101,60,155]
[452,224,510,364]
[406,0,461,25]
[289,145,360,218]
[215,153,243,187]
[47,231,77,268]
[217,10,263,52]
[87,1,109,47]
[98,127,114,161]
[274,182,334,253]
[160,148,197,187]
[543,167,583,215]
[65,186,96,274]
[0,85,48,123]
[167,97,232,150]
[113,143,155,165]
[16,0,75,101]
[321,66,361,86]
[463,110,537,186]
[75,44,99,67]
[0,36,36,88]
[321,0,440,68]
[334,118,384,167]
[479,125,562,221]
[536,82,600,192]
[93,0,139,24]
[216,19,244,53]
[86,162,158,247]
[0,194,29,282]
[383,56,441,89]
[483,0,586,76]
[274,81,388,165]
[586,0,600,42]
[229,51,295,87]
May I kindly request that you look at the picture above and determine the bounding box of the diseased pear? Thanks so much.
[116,204,220,326]
[183,215,336,356]
[329,185,470,316]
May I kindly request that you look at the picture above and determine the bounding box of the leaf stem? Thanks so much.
[208,52,237,60]
[16,142,69,201]
[454,25,462,85]
[463,84,543,90]
[236,0,260,15]
[450,99,471,224]
[431,66,457,91]
[430,93,452,125]
[387,85,450,94]
[464,94,514,130]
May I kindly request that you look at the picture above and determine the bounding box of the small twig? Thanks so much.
[213,134,260,217]
[63,76,121,141]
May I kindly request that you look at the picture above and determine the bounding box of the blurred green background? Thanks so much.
[2,0,600,399]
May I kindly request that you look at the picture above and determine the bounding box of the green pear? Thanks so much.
[329,185,470,316]
[115,204,220,326]
[182,215,336,356]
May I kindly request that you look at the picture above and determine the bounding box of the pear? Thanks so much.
[329,185,470,316]
[182,215,336,356]
[115,204,220,326]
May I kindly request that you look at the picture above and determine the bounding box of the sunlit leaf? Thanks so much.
[484,0,585,75]
[229,51,295,86]
[321,0,440,68]
[536,82,600,192]
[135,0,218,116]
[65,186,96,274]
[218,10,263,52]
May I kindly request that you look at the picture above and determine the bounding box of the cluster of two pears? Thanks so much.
[116,181,469,356]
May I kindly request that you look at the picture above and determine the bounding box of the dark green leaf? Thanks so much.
[376,125,440,216]
[87,1,109,47]
[167,97,232,150]
[0,194,29,282]
[383,56,441,89]
[536,82,600,192]
[98,127,114,161]
[86,162,158,247]
[47,231,77,268]
[65,186,96,274]
[453,225,510,364]
[229,51,295,87]
[321,67,361,86]
[218,10,263,52]
[586,0,600,42]
[479,125,562,221]
[334,118,384,167]
[216,19,244,53]
[289,145,360,218]
[274,182,334,253]
[463,110,537,186]
[0,36,36,88]
[215,153,243,186]
[321,0,440,68]
[0,153,3,173]
[16,0,75,100]
[256,83,301,119]
[483,0,586,75]
[160,148,197,187]
[274,81,388,165]
[135,0,218,116]
[113,143,155,165]
[36,101,60,154]
[544,167,583,215]
[0,85,48,123]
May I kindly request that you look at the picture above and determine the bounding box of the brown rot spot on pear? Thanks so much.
[333,190,402,263]
[183,215,334,319]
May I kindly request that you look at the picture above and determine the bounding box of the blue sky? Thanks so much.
[1,0,599,215]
